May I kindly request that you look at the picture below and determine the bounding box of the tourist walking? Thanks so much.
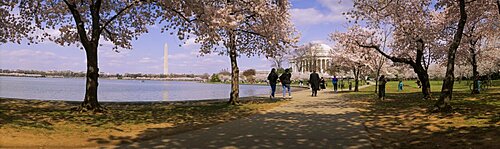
[332,76,338,93]
[309,70,320,97]
[320,77,326,90]
[398,80,404,92]
[267,68,279,98]
[279,69,292,98]
[378,75,388,100]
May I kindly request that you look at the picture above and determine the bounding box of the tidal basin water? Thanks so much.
[0,76,270,102]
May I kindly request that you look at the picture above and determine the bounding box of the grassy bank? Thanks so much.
[341,80,500,148]
[0,97,286,147]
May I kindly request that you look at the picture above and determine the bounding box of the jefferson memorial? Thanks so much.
[289,43,333,75]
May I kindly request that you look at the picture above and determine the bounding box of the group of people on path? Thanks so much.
[266,69,335,98]
[267,68,292,99]
[267,68,410,100]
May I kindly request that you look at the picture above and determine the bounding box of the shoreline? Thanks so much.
[0,75,204,81]
[0,86,307,104]
[0,91,294,147]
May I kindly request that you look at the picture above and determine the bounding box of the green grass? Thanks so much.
[341,79,500,126]
[0,97,284,130]
[357,80,498,93]
[340,80,500,148]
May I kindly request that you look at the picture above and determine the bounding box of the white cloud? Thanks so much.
[0,49,84,71]
[1,49,56,57]
[291,8,339,25]
[168,53,190,60]
[290,0,352,26]
[138,57,158,63]
[317,0,352,13]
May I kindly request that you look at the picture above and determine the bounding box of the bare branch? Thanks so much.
[103,27,116,42]
[234,29,266,38]
[170,8,197,23]
[63,0,90,47]
[356,41,414,65]
[99,1,137,33]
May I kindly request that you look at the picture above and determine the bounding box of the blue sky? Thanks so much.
[0,0,353,74]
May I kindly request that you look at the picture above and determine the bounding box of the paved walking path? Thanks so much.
[118,88,372,149]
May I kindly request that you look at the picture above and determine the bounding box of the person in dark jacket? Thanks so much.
[267,68,279,98]
[378,75,388,100]
[320,77,326,90]
[309,70,320,96]
[279,69,292,98]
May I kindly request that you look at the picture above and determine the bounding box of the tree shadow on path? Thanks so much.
[341,90,500,148]
[93,93,373,148]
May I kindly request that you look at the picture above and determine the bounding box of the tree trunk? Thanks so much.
[434,0,467,112]
[421,74,431,99]
[471,48,480,94]
[357,39,431,99]
[79,44,103,112]
[497,0,500,14]
[415,68,432,100]
[468,38,480,94]
[353,67,359,92]
[228,32,239,105]
[375,70,380,93]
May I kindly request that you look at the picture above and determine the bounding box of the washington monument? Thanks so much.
[163,43,168,75]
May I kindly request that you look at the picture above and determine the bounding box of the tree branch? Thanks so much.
[63,0,90,48]
[0,1,8,6]
[234,29,266,38]
[497,0,500,15]
[103,27,116,43]
[90,0,102,43]
[415,38,424,66]
[355,41,414,65]
[170,8,197,23]
[99,1,137,33]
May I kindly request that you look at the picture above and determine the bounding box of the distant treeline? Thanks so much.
[0,69,210,79]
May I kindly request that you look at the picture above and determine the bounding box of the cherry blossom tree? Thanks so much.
[7,0,246,111]
[371,27,391,93]
[181,0,298,104]
[6,0,296,108]
[270,54,287,69]
[432,0,467,111]
[346,0,444,99]
[330,28,376,92]
[453,0,500,94]
[9,0,172,111]
[290,44,309,73]
[290,43,322,73]
[0,1,31,44]
[346,0,492,110]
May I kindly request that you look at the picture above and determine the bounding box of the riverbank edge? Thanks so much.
[0,90,301,147]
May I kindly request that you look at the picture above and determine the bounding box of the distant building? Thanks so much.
[164,43,169,75]
[289,43,333,74]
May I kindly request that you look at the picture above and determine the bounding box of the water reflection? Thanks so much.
[162,82,169,101]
